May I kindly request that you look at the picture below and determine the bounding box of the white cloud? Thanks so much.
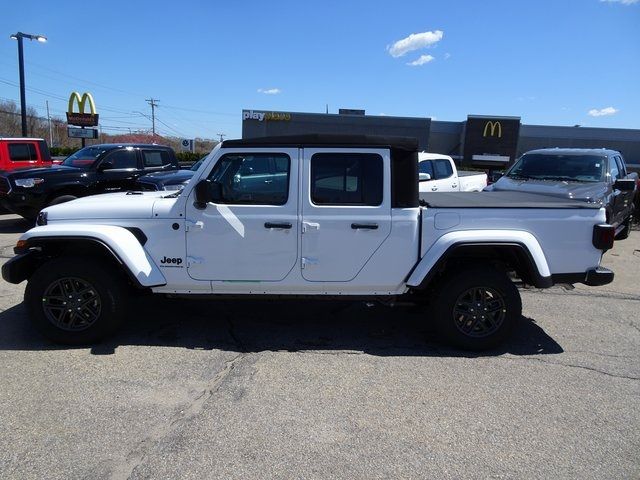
[387,30,443,58]
[588,106,619,117]
[406,54,435,66]
[443,53,451,60]
[600,0,638,4]
[257,88,281,95]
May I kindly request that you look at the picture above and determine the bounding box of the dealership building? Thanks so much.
[242,109,640,168]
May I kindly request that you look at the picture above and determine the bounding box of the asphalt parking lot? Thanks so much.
[0,214,638,480]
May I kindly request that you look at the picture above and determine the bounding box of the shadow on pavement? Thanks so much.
[0,296,563,357]
[0,215,33,234]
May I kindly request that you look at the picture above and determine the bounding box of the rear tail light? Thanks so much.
[592,224,615,251]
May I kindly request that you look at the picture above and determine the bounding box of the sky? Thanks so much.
[1,0,638,140]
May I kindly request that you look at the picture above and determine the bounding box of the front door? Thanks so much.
[185,148,298,281]
[94,148,140,193]
[301,149,392,282]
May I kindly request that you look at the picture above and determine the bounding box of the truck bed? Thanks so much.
[420,191,601,209]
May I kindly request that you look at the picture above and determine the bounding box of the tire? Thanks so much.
[431,267,522,351]
[48,195,78,206]
[24,257,129,345]
[615,217,631,240]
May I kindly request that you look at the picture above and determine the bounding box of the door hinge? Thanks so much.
[187,256,204,266]
[185,220,204,232]
[301,257,318,269]
[302,221,320,234]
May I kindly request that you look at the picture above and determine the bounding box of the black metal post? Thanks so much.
[17,35,27,137]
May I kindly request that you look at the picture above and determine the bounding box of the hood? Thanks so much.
[138,169,195,185]
[488,176,608,203]
[44,191,173,220]
[4,165,81,178]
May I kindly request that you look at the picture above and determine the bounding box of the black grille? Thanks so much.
[0,177,11,195]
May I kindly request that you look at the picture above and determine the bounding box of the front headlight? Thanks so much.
[162,184,185,191]
[15,178,44,188]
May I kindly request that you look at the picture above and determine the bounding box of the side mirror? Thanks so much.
[194,179,223,209]
[613,178,636,192]
[97,161,114,172]
[418,172,431,182]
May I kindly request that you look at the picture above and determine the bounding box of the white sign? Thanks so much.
[243,110,266,121]
[67,127,98,139]
[180,139,194,152]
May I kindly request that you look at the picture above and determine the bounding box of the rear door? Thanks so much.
[431,158,458,191]
[300,148,391,282]
[4,141,41,170]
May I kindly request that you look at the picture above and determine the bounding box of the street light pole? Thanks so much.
[10,32,47,137]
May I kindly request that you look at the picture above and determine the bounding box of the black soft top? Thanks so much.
[222,134,419,208]
[420,191,601,209]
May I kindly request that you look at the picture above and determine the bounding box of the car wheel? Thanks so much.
[48,195,77,206]
[25,257,129,345]
[431,267,522,350]
[615,217,631,240]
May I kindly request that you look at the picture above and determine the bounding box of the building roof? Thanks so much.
[523,147,620,156]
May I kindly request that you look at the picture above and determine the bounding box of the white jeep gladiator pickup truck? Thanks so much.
[418,153,487,193]
[2,135,615,350]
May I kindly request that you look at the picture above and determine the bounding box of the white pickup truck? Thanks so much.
[2,135,615,350]
[418,153,487,193]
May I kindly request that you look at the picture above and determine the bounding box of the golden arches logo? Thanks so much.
[66,92,99,126]
[68,92,96,115]
[483,121,502,138]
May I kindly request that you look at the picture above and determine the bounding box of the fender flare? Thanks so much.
[406,230,551,289]
[11,224,166,288]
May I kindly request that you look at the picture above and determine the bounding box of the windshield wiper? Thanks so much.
[537,176,581,182]
[507,173,533,180]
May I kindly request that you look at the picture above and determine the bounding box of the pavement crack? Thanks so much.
[499,355,640,381]
[109,352,247,480]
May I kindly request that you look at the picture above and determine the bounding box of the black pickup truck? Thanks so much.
[485,148,638,239]
[0,144,179,221]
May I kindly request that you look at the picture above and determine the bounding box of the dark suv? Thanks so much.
[0,144,179,221]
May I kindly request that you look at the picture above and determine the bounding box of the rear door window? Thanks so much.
[311,153,383,206]
[418,160,434,179]
[143,150,172,168]
[8,143,38,161]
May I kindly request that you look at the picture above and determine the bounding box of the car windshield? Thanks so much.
[61,146,109,168]
[507,154,605,182]
[190,158,205,171]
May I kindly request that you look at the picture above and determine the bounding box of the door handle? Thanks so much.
[431,187,438,191]
[351,223,378,230]
[451,184,457,188]
[264,222,292,229]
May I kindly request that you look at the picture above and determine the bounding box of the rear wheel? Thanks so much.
[431,267,522,350]
[25,257,129,344]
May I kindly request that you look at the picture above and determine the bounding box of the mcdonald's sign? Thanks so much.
[66,91,99,127]
[483,120,502,138]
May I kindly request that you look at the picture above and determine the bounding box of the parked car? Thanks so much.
[3,134,614,350]
[0,137,52,171]
[0,143,179,221]
[418,153,487,193]
[485,148,637,239]
[136,157,204,191]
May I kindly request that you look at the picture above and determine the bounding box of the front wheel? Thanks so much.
[431,267,522,350]
[615,216,631,240]
[25,257,129,344]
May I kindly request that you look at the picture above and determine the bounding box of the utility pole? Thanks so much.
[46,100,53,146]
[217,133,226,143]
[145,98,159,136]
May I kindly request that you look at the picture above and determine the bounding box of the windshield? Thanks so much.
[190,158,205,171]
[507,154,605,182]
[61,146,109,168]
